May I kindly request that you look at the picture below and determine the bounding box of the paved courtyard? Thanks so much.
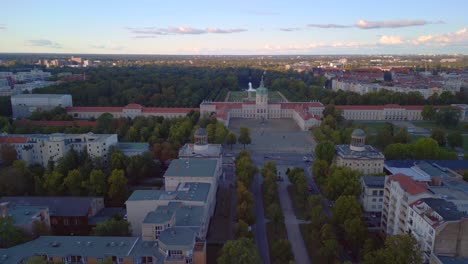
[228,118,316,154]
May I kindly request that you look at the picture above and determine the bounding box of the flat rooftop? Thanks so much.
[127,182,211,203]
[164,158,218,178]
[362,176,385,188]
[385,161,462,182]
[11,94,70,99]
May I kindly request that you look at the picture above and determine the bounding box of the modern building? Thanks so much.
[384,160,464,183]
[407,198,468,263]
[0,133,118,167]
[11,94,72,118]
[360,176,385,230]
[0,197,104,235]
[335,129,385,174]
[381,174,432,236]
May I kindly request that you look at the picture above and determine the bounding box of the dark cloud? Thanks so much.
[25,39,62,48]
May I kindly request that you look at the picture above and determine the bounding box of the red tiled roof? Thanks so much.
[0,137,28,144]
[14,119,96,127]
[388,174,430,195]
[142,107,197,113]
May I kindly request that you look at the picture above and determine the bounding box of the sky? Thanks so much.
[0,0,467,55]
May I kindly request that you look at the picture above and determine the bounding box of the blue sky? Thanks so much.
[0,0,466,54]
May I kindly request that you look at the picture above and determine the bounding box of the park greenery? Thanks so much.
[219,150,260,264]
[93,216,131,236]
[261,161,294,264]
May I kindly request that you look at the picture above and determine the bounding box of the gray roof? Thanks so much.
[421,198,466,221]
[164,158,218,178]
[88,207,126,226]
[0,236,165,264]
[126,182,211,203]
[361,176,385,188]
[194,128,207,136]
[335,144,384,160]
[158,227,196,251]
[178,143,222,158]
[5,205,47,226]
[0,197,102,217]
[351,129,366,137]
[436,256,468,264]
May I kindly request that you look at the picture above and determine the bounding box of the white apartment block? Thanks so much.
[11,94,73,118]
[407,198,468,263]
[382,174,433,235]
[0,133,118,167]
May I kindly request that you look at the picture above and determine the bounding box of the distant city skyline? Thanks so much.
[1,0,467,55]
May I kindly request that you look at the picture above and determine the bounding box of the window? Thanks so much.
[372,198,376,202]
[63,218,70,225]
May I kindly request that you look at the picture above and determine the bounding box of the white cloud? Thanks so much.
[379,35,403,45]
[355,19,431,29]
[0,24,6,30]
[280,27,302,32]
[91,44,125,50]
[307,24,351,29]
[25,39,62,48]
[128,26,247,37]
[414,28,468,45]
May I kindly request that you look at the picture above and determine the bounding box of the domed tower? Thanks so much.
[255,75,268,119]
[194,128,208,151]
[350,129,366,151]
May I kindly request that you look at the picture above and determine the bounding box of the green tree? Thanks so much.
[217,238,261,264]
[324,166,360,201]
[332,195,362,229]
[363,234,422,264]
[421,105,436,120]
[312,159,329,187]
[394,127,410,144]
[266,203,283,231]
[0,144,17,166]
[94,218,131,236]
[214,122,228,144]
[315,141,335,165]
[63,169,84,196]
[0,217,29,248]
[107,169,128,205]
[95,113,114,133]
[271,239,294,264]
[447,131,463,148]
[376,128,393,149]
[234,219,251,239]
[238,126,251,149]
[89,169,107,195]
[110,150,128,170]
[42,170,65,195]
[25,256,49,264]
[431,128,446,146]
[318,238,339,263]
[226,132,237,150]
[435,107,461,128]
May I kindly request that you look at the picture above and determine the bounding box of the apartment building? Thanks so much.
[0,133,118,167]
[382,174,433,235]
[11,94,72,118]
[407,198,468,263]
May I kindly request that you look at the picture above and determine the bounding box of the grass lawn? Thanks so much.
[412,121,468,134]
[410,134,426,143]
[354,122,389,134]
[227,91,285,102]
[463,135,468,151]
[287,185,307,220]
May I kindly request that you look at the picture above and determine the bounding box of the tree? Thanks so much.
[318,238,339,263]
[324,166,360,201]
[271,239,294,264]
[238,126,251,149]
[315,141,335,165]
[447,131,463,148]
[0,144,17,166]
[332,195,362,228]
[435,107,461,128]
[421,105,436,121]
[464,171,468,182]
[89,169,107,195]
[234,219,251,239]
[431,128,446,146]
[95,113,114,133]
[110,150,128,170]
[26,256,49,264]
[214,122,228,144]
[94,218,131,236]
[64,169,84,196]
[394,127,410,144]
[226,132,237,150]
[343,217,367,253]
[42,170,65,195]
[413,138,441,160]
[0,160,33,196]
[266,203,283,231]
[363,234,422,264]
[107,169,128,205]
[0,217,29,248]
[376,128,393,149]
[217,238,261,264]
[312,159,329,187]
